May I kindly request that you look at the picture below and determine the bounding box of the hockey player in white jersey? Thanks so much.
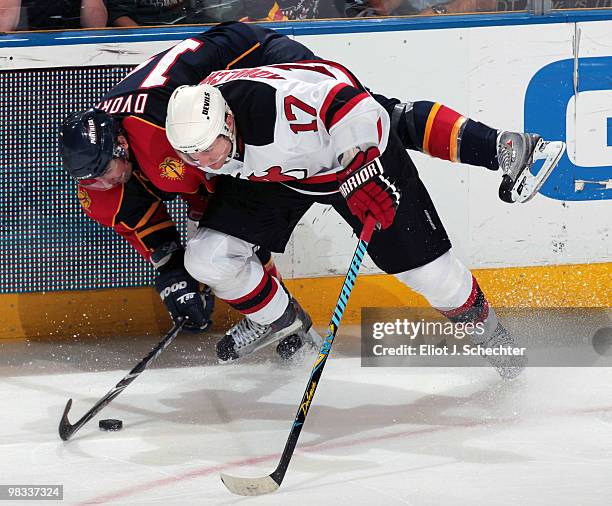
[165,61,564,378]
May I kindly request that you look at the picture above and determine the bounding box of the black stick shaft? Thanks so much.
[59,319,185,441]
[270,217,376,486]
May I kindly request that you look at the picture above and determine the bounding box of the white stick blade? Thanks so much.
[220,473,280,496]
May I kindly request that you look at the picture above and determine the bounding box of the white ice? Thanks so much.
[2,327,612,505]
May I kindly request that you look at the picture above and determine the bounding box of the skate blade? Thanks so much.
[304,327,323,349]
[496,354,528,380]
[235,319,304,360]
[512,139,566,203]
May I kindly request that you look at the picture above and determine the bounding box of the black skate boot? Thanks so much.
[216,299,321,362]
[497,131,565,204]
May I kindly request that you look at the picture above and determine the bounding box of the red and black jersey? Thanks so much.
[81,22,317,262]
[77,172,181,261]
[99,22,315,129]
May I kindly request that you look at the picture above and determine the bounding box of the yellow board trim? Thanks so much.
[0,262,609,340]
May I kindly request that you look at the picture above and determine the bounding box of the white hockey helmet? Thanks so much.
[166,84,236,166]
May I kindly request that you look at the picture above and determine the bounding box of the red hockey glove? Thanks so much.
[337,147,400,230]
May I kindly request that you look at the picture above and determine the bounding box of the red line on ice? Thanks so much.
[78,424,456,505]
[80,404,612,505]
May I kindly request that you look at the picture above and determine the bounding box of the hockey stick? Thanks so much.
[221,216,377,495]
[58,318,186,441]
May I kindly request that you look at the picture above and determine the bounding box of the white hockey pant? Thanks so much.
[184,227,289,325]
[394,250,499,334]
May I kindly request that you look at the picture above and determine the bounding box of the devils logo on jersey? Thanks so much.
[247,166,308,182]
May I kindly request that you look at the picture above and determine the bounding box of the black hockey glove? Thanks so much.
[153,243,213,332]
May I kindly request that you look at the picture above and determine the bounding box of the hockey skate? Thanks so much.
[216,299,322,362]
[496,131,565,204]
[473,322,527,380]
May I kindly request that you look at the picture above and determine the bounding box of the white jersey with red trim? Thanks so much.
[198,61,390,192]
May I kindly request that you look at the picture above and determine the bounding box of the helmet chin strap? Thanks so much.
[224,120,237,164]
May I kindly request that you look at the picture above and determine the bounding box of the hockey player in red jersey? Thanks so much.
[164,61,565,378]
[59,22,562,357]
[58,22,327,338]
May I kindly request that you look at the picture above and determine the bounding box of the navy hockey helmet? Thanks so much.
[59,108,124,181]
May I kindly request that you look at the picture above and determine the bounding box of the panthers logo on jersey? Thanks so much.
[77,187,91,210]
[159,157,185,180]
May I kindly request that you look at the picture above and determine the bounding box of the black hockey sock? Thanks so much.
[459,120,499,171]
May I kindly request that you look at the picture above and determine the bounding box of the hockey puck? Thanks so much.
[592,327,612,356]
[276,334,304,359]
[99,419,123,431]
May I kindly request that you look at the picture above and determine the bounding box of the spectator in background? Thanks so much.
[107,0,189,26]
[343,0,496,16]
[0,0,20,29]
[418,0,496,14]
[0,0,107,31]
[238,0,343,21]
[343,0,419,15]
[498,0,612,9]
[344,0,612,16]
[495,0,527,9]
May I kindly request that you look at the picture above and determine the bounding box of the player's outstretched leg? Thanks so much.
[389,101,564,203]
[396,250,527,379]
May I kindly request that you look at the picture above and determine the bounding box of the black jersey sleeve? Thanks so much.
[245,23,318,64]
[220,80,277,147]
[106,22,313,96]
[100,22,319,128]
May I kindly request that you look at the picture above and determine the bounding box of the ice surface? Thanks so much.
[2,326,612,505]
